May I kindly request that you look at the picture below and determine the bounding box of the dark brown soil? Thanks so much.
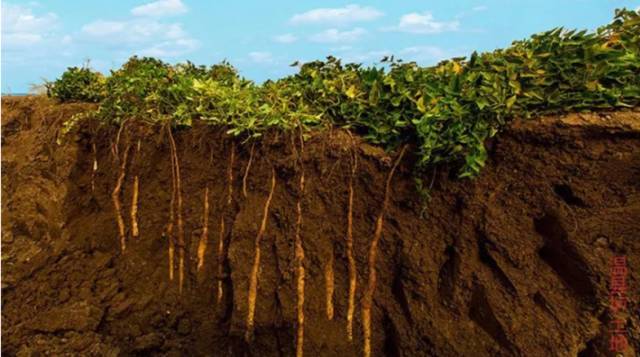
[2,96,639,356]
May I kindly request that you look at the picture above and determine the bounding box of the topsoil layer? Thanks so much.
[2,96,639,356]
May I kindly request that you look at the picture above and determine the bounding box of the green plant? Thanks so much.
[48,66,105,102]
[55,9,640,177]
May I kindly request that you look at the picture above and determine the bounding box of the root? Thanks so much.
[325,250,334,320]
[217,143,235,304]
[295,179,305,357]
[227,142,235,204]
[131,139,141,239]
[245,167,276,342]
[346,132,358,341]
[166,128,177,281]
[242,142,255,197]
[131,176,140,238]
[216,217,225,304]
[91,142,98,193]
[294,131,306,357]
[114,121,125,157]
[168,128,185,294]
[197,186,210,271]
[112,139,131,253]
[362,145,407,357]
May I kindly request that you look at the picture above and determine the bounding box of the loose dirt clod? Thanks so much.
[245,167,276,342]
[197,186,210,272]
[362,145,407,357]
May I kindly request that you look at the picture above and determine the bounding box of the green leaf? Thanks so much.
[345,85,357,99]
[416,96,427,113]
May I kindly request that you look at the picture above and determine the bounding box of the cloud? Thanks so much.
[248,51,274,64]
[78,1,197,57]
[309,28,366,43]
[472,5,488,12]
[386,12,459,34]
[1,2,58,49]
[81,19,199,57]
[131,0,187,17]
[290,5,383,25]
[81,20,126,36]
[273,33,298,44]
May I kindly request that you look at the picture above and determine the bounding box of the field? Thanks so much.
[1,8,640,357]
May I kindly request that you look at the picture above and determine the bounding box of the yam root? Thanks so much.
[130,140,141,239]
[167,128,185,293]
[112,141,131,253]
[242,142,255,198]
[362,145,407,357]
[197,186,210,271]
[325,250,334,320]
[346,133,358,341]
[294,131,306,357]
[245,167,276,342]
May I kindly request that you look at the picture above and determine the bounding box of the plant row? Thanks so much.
[48,9,640,177]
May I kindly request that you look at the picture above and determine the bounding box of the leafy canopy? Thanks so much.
[47,66,106,103]
[49,9,640,177]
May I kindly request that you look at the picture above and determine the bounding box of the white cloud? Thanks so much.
[3,33,43,47]
[1,2,58,48]
[273,33,298,44]
[131,0,187,17]
[309,28,366,43]
[248,51,274,64]
[78,1,196,57]
[386,12,459,34]
[472,5,488,12]
[81,20,126,36]
[290,5,383,25]
[81,19,199,57]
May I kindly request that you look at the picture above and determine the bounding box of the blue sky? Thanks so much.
[2,0,639,92]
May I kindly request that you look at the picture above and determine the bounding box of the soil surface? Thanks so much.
[2,96,639,356]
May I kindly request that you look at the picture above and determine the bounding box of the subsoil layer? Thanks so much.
[2,96,639,356]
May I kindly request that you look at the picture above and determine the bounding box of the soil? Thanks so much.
[2,96,639,356]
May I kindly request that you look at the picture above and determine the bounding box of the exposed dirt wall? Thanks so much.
[2,96,639,356]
